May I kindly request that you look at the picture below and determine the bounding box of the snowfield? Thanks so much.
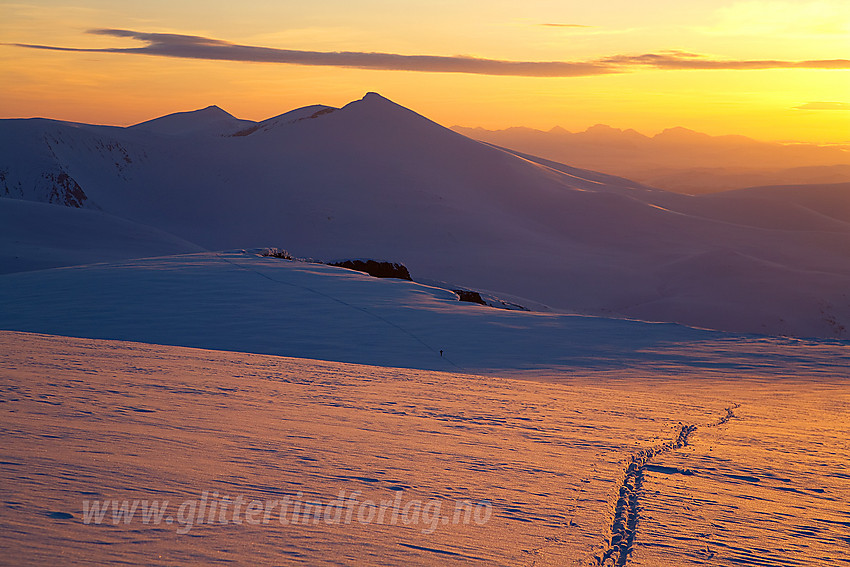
[2,93,850,565]
[1,331,848,566]
[0,251,847,375]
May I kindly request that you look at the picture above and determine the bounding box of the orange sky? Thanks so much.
[1,0,848,142]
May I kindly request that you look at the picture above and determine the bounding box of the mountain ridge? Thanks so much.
[453,123,850,194]
[2,92,850,338]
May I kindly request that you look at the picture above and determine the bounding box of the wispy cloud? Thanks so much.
[9,29,850,77]
[795,102,850,110]
[540,23,594,28]
[599,51,850,70]
[12,29,611,77]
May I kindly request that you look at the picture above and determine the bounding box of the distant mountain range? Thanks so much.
[453,124,850,194]
[2,93,850,338]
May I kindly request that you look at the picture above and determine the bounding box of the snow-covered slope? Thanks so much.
[0,119,97,208]
[715,181,850,225]
[1,251,846,375]
[229,104,336,136]
[0,198,204,274]
[2,94,850,337]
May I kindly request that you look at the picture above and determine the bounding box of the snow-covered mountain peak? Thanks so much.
[339,92,436,126]
[131,104,231,125]
[196,105,231,117]
[362,91,392,103]
[130,105,253,136]
[328,92,456,144]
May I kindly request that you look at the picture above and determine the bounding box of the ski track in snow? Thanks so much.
[591,424,699,566]
[631,396,850,567]
[589,405,740,566]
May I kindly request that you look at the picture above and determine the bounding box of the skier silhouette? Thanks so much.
[440,350,443,357]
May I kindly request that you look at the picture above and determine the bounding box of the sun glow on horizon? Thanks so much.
[1,0,848,143]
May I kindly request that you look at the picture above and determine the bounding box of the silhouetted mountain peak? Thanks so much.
[580,124,649,143]
[130,105,250,136]
[654,127,712,143]
[343,92,413,115]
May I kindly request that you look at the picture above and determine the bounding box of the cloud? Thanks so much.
[795,102,850,110]
[540,23,594,28]
[9,29,850,78]
[12,29,612,77]
[599,51,850,70]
